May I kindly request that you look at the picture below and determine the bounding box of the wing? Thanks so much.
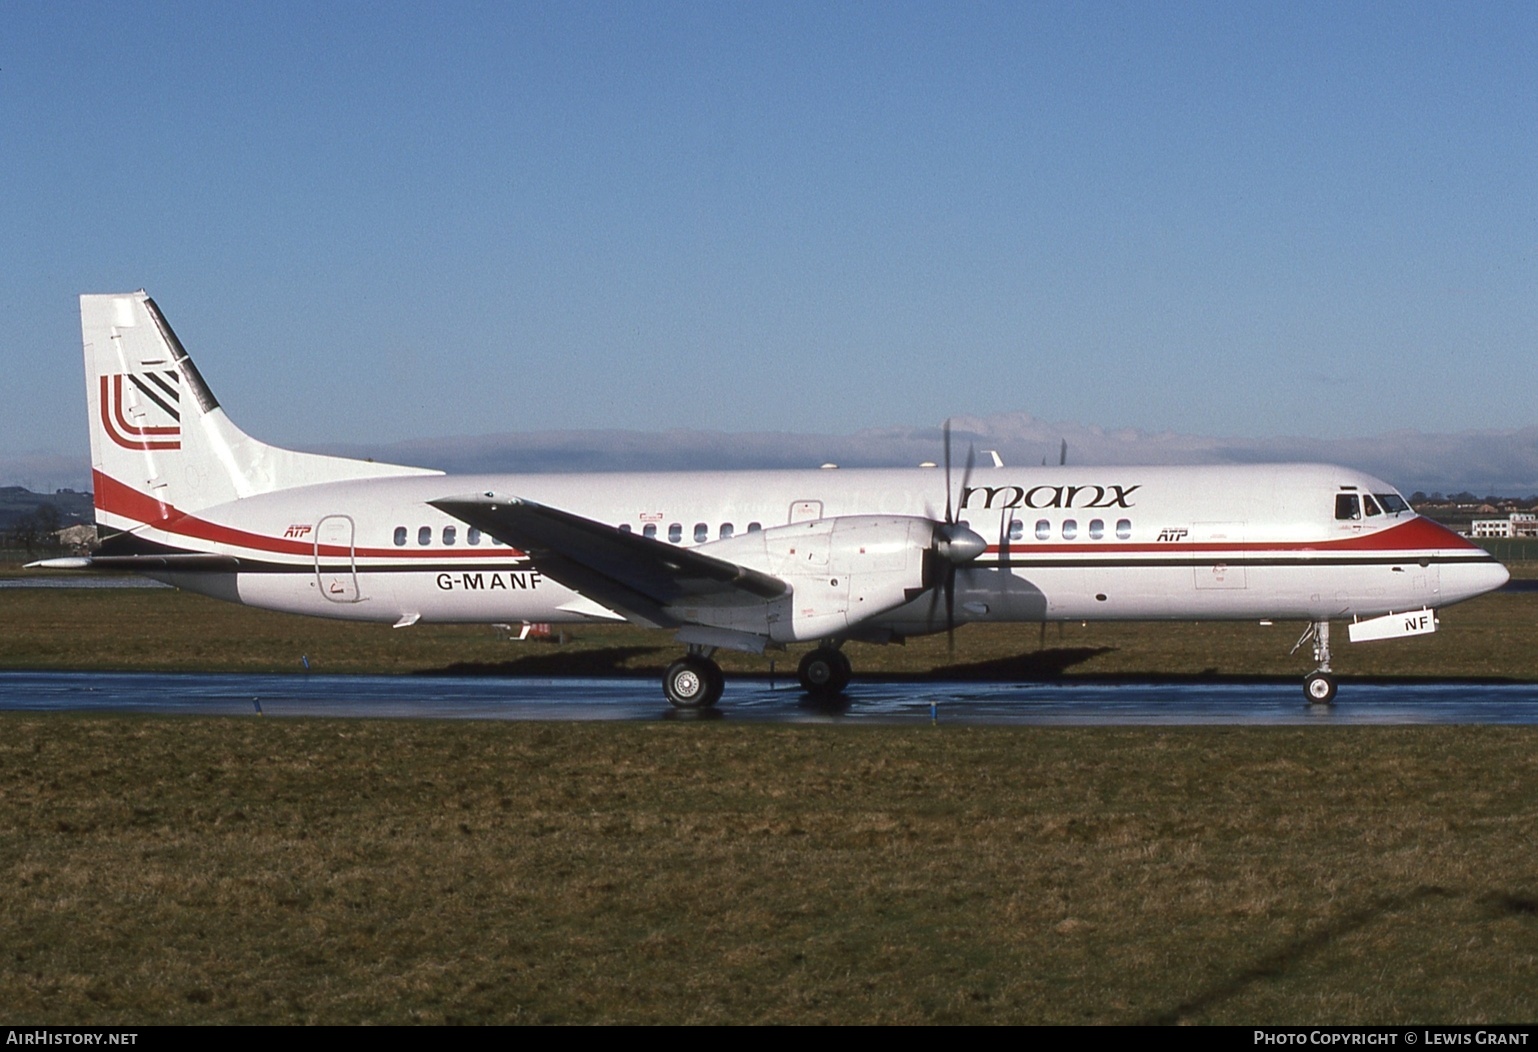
[428,492,788,629]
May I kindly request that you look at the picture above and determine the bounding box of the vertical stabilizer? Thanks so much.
[82,291,439,531]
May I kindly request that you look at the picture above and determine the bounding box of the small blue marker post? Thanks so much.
[930,701,938,724]
[301,654,309,671]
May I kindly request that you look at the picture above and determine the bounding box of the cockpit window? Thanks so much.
[1335,494,1361,521]
[1375,493,1409,515]
[1362,494,1382,517]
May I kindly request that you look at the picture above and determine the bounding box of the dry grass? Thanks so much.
[2,719,1535,1024]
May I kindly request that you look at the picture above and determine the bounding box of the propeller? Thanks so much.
[928,420,988,651]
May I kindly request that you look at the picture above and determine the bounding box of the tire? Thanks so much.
[1304,671,1338,705]
[664,656,724,709]
[798,648,852,699]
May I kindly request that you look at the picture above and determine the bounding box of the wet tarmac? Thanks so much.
[3,670,1537,725]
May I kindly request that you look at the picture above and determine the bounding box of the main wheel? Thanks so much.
[664,655,724,709]
[798,647,852,699]
[1304,671,1338,705]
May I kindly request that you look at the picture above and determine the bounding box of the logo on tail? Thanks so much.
[100,370,181,451]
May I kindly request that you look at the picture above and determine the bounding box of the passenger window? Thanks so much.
[468,527,481,545]
[618,523,632,534]
[1116,519,1131,540]
[643,524,657,540]
[393,526,407,547]
[1008,519,1023,542]
[1035,520,1051,541]
[1335,495,1361,521]
[417,526,431,546]
[668,523,682,544]
[1089,519,1104,540]
[720,523,734,539]
[747,522,762,533]
[442,525,456,546]
[1063,519,1078,540]
[1363,495,1382,517]
[693,523,708,543]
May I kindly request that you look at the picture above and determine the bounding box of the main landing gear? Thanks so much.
[1292,620,1338,705]
[663,649,724,709]
[797,646,852,701]
[660,643,857,709]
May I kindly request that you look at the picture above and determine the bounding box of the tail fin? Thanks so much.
[83,291,439,532]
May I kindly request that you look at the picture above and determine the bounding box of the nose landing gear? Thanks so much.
[1293,620,1337,705]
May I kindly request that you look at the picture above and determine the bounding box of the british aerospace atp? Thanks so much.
[34,292,1510,707]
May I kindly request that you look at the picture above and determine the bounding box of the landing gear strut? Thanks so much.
[1293,620,1338,705]
[798,646,852,699]
[663,650,724,709]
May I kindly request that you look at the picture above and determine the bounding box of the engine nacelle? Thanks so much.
[679,515,935,643]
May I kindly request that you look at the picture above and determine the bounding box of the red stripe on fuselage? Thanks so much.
[93,468,1485,567]
[92,469,526,561]
[94,470,177,525]
[983,516,1485,557]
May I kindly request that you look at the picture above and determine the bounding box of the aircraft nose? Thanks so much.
[1444,559,1510,604]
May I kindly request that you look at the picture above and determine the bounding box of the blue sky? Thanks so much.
[4,2,1535,485]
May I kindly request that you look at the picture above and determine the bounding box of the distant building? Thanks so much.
[1470,513,1538,539]
[55,524,98,551]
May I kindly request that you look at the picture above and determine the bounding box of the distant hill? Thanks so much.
[0,486,94,531]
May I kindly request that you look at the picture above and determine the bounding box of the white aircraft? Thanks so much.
[35,291,1511,707]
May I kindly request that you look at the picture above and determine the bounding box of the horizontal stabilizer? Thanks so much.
[27,553,243,572]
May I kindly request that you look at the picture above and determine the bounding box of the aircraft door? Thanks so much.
[315,514,362,603]
[1411,560,1440,602]
[1192,521,1247,590]
[789,500,823,524]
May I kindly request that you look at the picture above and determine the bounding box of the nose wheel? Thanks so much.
[1304,671,1338,705]
[1293,620,1338,705]
[663,654,724,708]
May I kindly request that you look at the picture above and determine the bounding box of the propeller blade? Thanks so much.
[958,443,975,524]
[944,558,957,654]
[942,419,953,525]
[924,552,945,635]
[1059,438,1068,466]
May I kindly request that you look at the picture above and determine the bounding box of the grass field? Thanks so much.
[2,581,1536,1023]
[3,719,1536,1024]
